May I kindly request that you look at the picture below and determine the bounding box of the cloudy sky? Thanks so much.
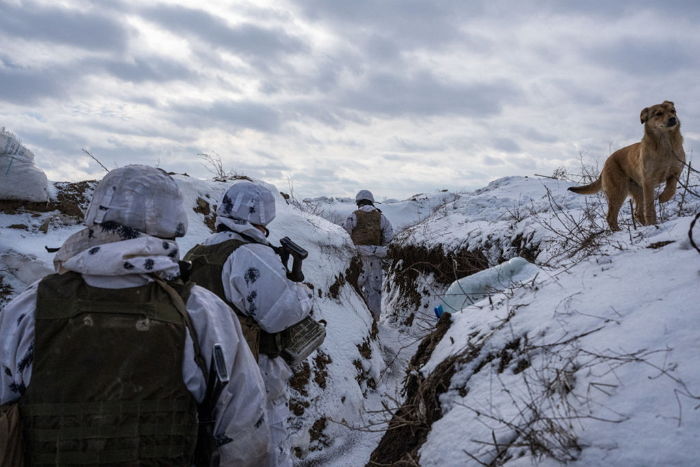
[2,0,699,199]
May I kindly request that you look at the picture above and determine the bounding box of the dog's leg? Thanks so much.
[642,181,657,225]
[628,181,644,224]
[658,173,680,203]
[606,197,623,231]
[602,172,627,231]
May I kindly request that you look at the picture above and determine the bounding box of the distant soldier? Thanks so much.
[344,190,394,320]
[0,165,271,466]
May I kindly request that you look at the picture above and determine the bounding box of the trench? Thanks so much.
[367,235,542,466]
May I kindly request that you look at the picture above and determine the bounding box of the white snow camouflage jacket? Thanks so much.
[0,229,271,466]
[202,217,313,400]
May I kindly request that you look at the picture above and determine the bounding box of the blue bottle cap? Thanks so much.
[434,304,444,319]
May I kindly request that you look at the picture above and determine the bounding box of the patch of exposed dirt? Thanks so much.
[370,320,379,340]
[312,350,332,389]
[53,181,94,218]
[368,347,477,466]
[368,313,512,466]
[353,359,377,395]
[328,256,362,300]
[0,181,95,220]
[308,417,331,452]
[647,240,675,249]
[289,361,311,397]
[372,329,530,465]
[409,312,452,370]
[327,255,363,300]
[327,273,345,299]
[357,337,372,360]
[386,243,489,311]
[345,255,363,297]
[193,196,217,232]
[289,398,310,417]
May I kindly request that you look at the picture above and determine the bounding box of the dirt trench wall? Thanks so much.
[372,232,542,464]
[383,231,539,330]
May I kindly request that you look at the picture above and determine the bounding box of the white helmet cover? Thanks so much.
[217,181,276,226]
[355,189,375,203]
[84,165,188,238]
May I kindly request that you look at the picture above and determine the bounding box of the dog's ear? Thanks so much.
[663,100,675,107]
[640,107,649,124]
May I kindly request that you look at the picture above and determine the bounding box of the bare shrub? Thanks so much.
[199,152,250,182]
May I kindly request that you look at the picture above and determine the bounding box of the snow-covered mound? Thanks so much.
[371,175,700,466]
[0,174,390,463]
[416,217,700,466]
[0,128,49,202]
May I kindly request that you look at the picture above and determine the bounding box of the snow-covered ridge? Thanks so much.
[372,175,700,466]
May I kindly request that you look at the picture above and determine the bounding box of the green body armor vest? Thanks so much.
[184,239,279,360]
[351,209,382,246]
[20,272,198,466]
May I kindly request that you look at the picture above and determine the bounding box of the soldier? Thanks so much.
[0,165,271,466]
[185,181,313,467]
[343,190,394,320]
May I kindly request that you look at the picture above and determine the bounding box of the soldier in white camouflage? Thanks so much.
[343,190,394,320]
[0,165,271,466]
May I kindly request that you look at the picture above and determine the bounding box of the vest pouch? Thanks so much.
[0,403,25,467]
[236,313,262,361]
[278,317,326,367]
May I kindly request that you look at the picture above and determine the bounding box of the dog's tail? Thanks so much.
[568,178,602,195]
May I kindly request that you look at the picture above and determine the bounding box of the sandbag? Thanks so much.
[0,128,49,202]
[0,403,25,467]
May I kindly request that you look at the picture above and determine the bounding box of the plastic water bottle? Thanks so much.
[435,257,539,316]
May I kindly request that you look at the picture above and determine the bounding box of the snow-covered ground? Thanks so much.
[2,173,700,466]
[371,175,700,466]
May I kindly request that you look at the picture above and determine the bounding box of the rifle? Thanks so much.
[195,343,229,467]
[274,237,308,282]
[272,237,326,366]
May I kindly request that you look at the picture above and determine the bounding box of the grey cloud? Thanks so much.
[548,80,606,107]
[338,71,522,117]
[585,38,698,75]
[0,66,74,104]
[285,100,371,130]
[293,0,480,48]
[492,138,521,153]
[0,54,195,106]
[482,155,502,166]
[99,57,195,83]
[11,129,81,158]
[171,101,282,134]
[544,0,700,20]
[518,128,559,144]
[0,2,129,52]
[394,138,447,153]
[141,5,308,59]
[382,154,414,162]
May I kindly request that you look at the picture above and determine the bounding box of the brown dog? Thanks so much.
[568,100,685,231]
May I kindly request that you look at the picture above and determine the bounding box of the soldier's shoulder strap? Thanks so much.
[153,278,208,381]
